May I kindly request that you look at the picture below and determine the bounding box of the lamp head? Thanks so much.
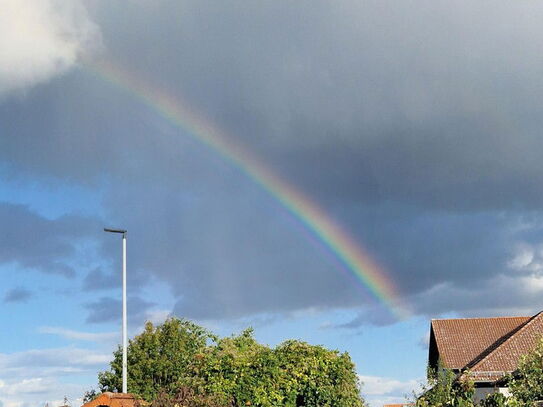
[104,227,127,235]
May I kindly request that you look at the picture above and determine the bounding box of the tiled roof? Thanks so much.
[431,316,530,370]
[81,392,142,407]
[468,312,543,380]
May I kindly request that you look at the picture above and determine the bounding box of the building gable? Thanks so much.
[467,312,543,381]
[429,316,529,371]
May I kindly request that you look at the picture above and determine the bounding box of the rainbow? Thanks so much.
[83,58,409,320]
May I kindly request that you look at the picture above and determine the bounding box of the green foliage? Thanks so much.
[150,387,230,407]
[98,318,215,401]
[478,392,507,407]
[96,318,365,407]
[186,328,278,406]
[507,337,543,405]
[186,330,364,407]
[416,366,474,407]
[82,388,99,403]
[273,340,363,407]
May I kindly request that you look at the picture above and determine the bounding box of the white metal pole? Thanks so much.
[122,232,127,394]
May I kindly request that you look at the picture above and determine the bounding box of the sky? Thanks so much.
[2,0,543,406]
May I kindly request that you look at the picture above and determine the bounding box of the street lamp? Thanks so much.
[104,227,128,394]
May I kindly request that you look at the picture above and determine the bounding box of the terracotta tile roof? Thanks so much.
[467,312,543,380]
[431,316,530,370]
[81,392,142,407]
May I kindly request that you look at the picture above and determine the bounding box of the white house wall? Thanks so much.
[473,387,510,403]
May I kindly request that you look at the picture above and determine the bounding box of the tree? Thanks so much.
[95,318,365,407]
[273,340,363,407]
[98,318,214,401]
[150,388,229,407]
[185,329,364,407]
[507,337,543,405]
[478,392,508,407]
[415,365,474,407]
[82,388,100,403]
[185,328,277,406]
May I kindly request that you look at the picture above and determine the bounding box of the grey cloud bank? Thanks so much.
[0,203,100,277]
[3,287,33,303]
[2,0,543,324]
[84,296,156,324]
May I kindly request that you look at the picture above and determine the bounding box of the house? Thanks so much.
[80,392,141,407]
[428,311,543,402]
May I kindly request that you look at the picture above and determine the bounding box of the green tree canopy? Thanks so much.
[98,318,214,401]
[96,318,365,407]
[415,366,474,407]
[508,337,543,405]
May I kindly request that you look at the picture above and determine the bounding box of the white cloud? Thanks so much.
[509,244,535,271]
[408,270,543,319]
[418,332,430,349]
[509,242,543,274]
[360,375,421,396]
[0,347,110,376]
[144,309,171,325]
[0,0,100,96]
[368,396,412,407]
[131,309,173,335]
[1,378,52,396]
[0,377,86,407]
[360,375,422,407]
[0,347,110,407]
[39,326,117,343]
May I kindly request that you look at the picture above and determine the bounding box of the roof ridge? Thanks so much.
[466,311,543,373]
[431,316,530,322]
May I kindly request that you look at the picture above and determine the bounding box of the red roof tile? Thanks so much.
[431,316,529,370]
[81,393,142,407]
[468,312,543,380]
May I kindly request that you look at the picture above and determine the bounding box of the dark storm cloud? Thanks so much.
[0,203,100,277]
[105,178,371,320]
[85,296,155,324]
[3,0,543,323]
[4,287,33,303]
[82,266,147,292]
[81,0,543,211]
[334,306,398,329]
[5,0,543,205]
[83,268,116,291]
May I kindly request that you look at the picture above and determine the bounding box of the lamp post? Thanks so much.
[104,227,128,394]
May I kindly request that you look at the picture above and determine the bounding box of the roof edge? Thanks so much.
[431,316,531,322]
[466,311,543,373]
